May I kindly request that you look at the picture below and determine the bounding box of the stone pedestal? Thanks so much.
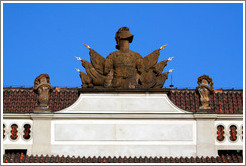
[34,106,52,113]
[198,108,212,113]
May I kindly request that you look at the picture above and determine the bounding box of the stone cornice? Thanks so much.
[3,113,243,120]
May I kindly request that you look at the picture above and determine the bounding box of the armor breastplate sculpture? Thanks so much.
[75,27,173,89]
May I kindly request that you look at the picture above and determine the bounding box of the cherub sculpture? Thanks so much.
[33,74,53,111]
[75,27,174,89]
[196,75,214,109]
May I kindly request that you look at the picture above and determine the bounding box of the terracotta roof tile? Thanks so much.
[3,87,243,114]
[169,89,243,114]
[3,153,243,163]
[3,87,79,113]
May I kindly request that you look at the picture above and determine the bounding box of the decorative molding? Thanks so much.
[21,123,32,141]
[216,124,225,142]
[3,120,33,144]
[9,123,19,142]
[3,123,7,141]
[51,120,197,145]
[214,121,243,146]
[3,113,243,120]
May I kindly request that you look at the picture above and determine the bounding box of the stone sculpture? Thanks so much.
[196,75,214,110]
[34,74,53,112]
[76,27,174,89]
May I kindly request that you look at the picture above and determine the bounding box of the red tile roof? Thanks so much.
[3,87,243,114]
[169,89,243,114]
[3,153,243,163]
[3,87,79,113]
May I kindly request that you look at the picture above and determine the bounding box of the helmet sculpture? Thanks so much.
[115,27,134,49]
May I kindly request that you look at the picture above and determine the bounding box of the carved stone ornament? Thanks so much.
[195,75,214,110]
[75,27,174,89]
[33,74,53,112]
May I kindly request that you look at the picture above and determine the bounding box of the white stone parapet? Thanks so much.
[57,92,189,113]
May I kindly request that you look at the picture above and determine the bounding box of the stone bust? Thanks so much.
[75,27,174,89]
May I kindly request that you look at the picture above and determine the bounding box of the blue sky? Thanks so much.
[3,3,243,89]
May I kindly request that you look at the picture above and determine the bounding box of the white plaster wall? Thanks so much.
[31,118,52,155]
[50,119,196,157]
[196,119,217,157]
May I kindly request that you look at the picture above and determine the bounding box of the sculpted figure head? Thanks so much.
[34,74,53,112]
[115,27,134,50]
